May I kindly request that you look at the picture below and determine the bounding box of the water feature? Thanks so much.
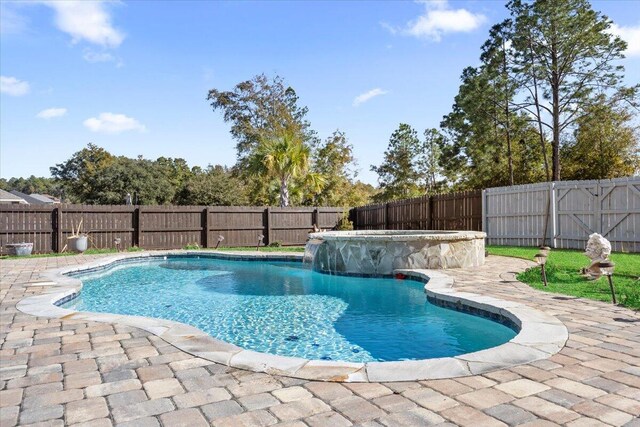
[306,230,486,276]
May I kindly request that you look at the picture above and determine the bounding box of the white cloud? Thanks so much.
[383,0,485,42]
[43,1,124,48]
[83,49,115,63]
[610,23,640,57]
[0,76,30,96]
[353,88,388,107]
[83,112,146,134]
[37,107,67,119]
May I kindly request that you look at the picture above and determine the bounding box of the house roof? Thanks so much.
[27,193,57,204]
[0,189,28,203]
[9,190,54,205]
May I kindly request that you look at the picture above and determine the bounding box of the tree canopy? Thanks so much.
[177,165,248,206]
[40,137,367,207]
[429,0,638,192]
[0,175,61,197]
[48,144,249,205]
[208,74,369,207]
[246,130,318,207]
[207,74,318,167]
[311,131,376,207]
[561,100,639,180]
[371,124,424,203]
[509,0,638,180]
[50,145,171,204]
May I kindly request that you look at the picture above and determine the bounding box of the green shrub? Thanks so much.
[336,211,354,231]
[268,241,282,247]
[183,243,201,250]
[127,246,144,252]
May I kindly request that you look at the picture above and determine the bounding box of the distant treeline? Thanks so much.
[1,141,376,207]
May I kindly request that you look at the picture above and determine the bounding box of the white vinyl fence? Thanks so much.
[483,177,640,252]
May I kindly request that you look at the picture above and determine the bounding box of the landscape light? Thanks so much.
[215,235,224,250]
[534,252,548,287]
[597,260,616,304]
[113,237,121,252]
[256,234,264,251]
[539,245,551,255]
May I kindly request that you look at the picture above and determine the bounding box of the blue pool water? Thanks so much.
[64,256,517,362]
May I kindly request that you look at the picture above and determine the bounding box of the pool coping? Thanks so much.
[309,230,486,242]
[15,250,568,382]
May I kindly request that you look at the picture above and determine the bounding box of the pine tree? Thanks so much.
[509,0,637,180]
[371,124,423,202]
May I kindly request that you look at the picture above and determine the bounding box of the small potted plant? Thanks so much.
[67,218,89,253]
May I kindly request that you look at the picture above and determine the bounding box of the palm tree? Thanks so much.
[248,131,321,207]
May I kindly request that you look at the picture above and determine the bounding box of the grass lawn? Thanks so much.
[0,248,125,260]
[486,245,640,310]
[0,245,305,260]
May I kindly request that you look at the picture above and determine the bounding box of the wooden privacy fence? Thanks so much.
[351,178,639,253]
[483,177,640,252]
[3,178,638,254]
[350,190,482,232]
[0,204,346,254]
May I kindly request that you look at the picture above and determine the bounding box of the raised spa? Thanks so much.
[63,255,516,363]
[306,230,486,276]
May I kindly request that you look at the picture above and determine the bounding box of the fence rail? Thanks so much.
[0,204,346,254]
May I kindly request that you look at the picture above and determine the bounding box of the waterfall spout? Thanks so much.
[303,238,324,269]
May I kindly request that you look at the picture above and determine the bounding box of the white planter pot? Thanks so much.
[5,242,34,256]
[68,236,88,253]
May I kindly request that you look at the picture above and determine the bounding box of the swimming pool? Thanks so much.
[63,255,517,363]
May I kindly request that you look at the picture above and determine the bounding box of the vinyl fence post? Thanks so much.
[549,181,557,248]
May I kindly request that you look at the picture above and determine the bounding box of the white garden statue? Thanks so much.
[582,233,612,279]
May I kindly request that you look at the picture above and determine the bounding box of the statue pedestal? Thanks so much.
[583,233,612,279]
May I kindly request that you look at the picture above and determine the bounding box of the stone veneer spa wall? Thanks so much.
[306,230,486,276]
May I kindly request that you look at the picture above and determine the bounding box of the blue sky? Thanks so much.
[1,0,638,185]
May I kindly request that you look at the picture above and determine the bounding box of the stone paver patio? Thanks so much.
[1,253,639,426]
